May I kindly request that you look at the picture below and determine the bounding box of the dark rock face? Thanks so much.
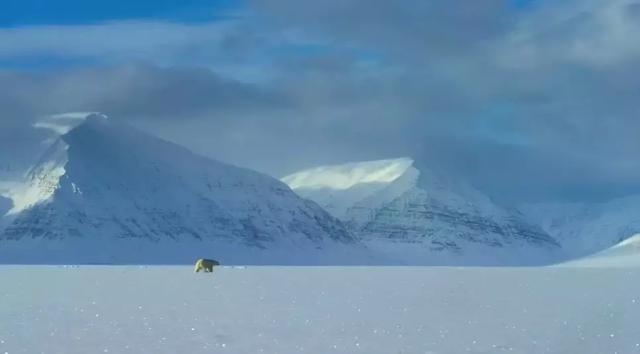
[358,187,560,252]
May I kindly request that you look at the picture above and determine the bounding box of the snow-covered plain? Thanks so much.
[1,265,639,354]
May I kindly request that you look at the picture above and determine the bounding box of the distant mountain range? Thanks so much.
[1,114,638,265]
[522,196,640,259]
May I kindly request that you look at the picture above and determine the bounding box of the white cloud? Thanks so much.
[502,0,640,68]
[33,112,97,135]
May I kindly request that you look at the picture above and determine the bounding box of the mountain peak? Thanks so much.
[64,112,113,138]
[282,157,420,221]
[84,112,109,125]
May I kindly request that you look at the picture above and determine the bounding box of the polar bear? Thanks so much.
[194,258,220,273]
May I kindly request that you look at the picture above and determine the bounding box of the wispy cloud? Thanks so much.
[0,20,276,82]
[33,112,97,135]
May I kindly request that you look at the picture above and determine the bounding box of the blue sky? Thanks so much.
[1,0,538,28]
[0,0,533,73]
[1,0,242,26]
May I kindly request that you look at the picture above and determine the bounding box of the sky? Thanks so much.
[1,0,640,205]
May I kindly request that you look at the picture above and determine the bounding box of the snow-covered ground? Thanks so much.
[1,265,639,354]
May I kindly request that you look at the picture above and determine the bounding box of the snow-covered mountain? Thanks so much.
[522,195,640,259]
[0,114,361,264]
[283,158,561,265]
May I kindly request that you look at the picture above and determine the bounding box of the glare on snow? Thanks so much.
[281,157,414,190]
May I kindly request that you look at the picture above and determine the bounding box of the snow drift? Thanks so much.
[560,234,640,267]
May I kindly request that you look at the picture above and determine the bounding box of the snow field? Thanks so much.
[1,265,639,354]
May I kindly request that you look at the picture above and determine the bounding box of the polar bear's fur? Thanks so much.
[194,258,220,272]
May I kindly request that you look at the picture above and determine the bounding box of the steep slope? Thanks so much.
[283,158,561,265]
[522,195,640,259]
[0,114,359,264]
